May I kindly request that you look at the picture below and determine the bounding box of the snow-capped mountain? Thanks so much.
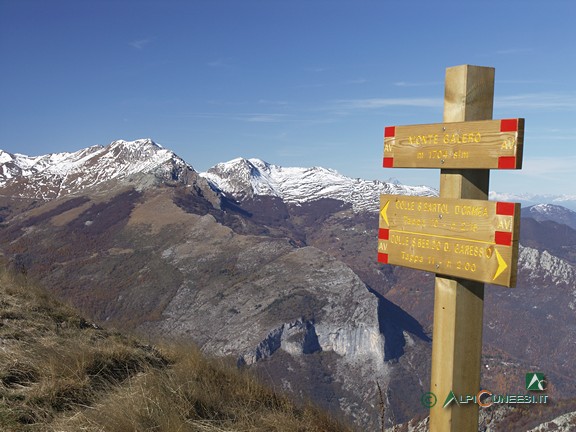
[521,203,576,230]
[0,139,193,199]
[3,139,573,219]
[200,157,437,212]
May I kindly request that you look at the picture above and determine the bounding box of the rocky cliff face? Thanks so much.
[135,208,397,428]
[519,245,576,288]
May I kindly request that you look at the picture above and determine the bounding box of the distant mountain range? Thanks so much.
[1,139,575,430]
[521,203,576,230]
[3,140,574,214]
[490,191,576,212]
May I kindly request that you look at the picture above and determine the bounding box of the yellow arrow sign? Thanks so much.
[493,248,508,281]
[380,200,390,226]
[378,194,519,287]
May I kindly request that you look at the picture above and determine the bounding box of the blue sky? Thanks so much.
[1,0,575,196]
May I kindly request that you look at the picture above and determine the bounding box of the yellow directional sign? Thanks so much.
[380,200,390,226]
[377,194,520,287]
[493,249,508,280]
[383,118,524,169]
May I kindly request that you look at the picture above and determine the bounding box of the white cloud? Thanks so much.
[497,79,546,85]
[257,99,290,106]
[496,93,576,109]
[173,112,291,123]
[495,48,533,55]
[346,78,368,85]
[325,93,573,112]
[304,66,327,73]
[394,81,442,87]
[333,97,443,109]
[294,82,327,89]
[207,57,233,68]
[245,114,289,123]
[129,38,153,50]
[522,155,576,177]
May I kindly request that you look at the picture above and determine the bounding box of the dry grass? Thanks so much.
[0,268,354,432]
[0,269,167,430]
[53,344,352,432]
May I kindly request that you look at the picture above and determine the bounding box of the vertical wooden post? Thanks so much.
[429,65,495,432]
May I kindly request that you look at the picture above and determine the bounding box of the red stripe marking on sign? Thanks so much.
[378,228,389,240]
[377,253,389,264]
[495,231,512,246]
[500,119,518,132]
[384,126,396,138]
[498,156,517,169]
[383,157,394,168]
[496,202,515,216]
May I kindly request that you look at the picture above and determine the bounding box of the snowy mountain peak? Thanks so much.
[108,138,163,152]
[201,157,437,213]
[529,203,573,216]
[0,139,193,199]
[209,157,265,181]
[522,203,576,230]
[116,138,158,146]
[0,150,15,165]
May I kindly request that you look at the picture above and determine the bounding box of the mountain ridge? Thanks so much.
[6,140,576,214]
[200,157,437,213]
[521,203,576,230]
[0,139,194,200]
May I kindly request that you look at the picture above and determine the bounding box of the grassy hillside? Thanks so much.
[0,268,354,432]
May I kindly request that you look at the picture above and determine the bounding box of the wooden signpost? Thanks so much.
[383,118,524,169]
[378,65,523,431]
[378,195,520,287]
